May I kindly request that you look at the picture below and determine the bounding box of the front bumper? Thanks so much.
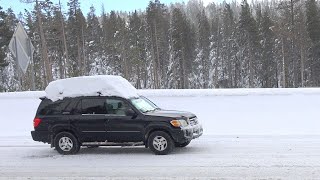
[172,123,203,143]
[182,124,203,139]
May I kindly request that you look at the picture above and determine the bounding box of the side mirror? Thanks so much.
[125,109,137,118]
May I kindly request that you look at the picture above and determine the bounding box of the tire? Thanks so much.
[175,140,191,147]
[148,131,174,155]
[54,132,80,155]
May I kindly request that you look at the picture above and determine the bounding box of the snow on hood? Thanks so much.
[45,75,139,101]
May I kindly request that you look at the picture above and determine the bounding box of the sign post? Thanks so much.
[28,38,36,90]
[9,22,36,90]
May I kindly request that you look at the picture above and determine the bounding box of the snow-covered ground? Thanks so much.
[1,135,320,179]
[1,88,320,136]
[1,88,320,179]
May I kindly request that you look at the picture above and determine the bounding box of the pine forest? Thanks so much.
[1,0,320,91]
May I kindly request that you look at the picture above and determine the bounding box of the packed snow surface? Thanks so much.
[1,135,320,179]
[45,75,139,101]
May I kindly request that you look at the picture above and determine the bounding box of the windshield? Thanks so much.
[130,96,159,113]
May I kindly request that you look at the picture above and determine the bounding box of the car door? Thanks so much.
[69,97,108,142]
[105,97,145,142]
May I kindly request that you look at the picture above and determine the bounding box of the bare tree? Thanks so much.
[20,0,52,85]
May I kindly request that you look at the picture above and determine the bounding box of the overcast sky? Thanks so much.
[1,0,216,15]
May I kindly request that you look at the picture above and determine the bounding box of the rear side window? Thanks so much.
[37,99,71,115]
[81,98,107,114]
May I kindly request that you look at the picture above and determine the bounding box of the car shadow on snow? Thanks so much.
[77,145,208,155]
[78,146,152,155]
[24,145,209,159]
[24,148,61,159]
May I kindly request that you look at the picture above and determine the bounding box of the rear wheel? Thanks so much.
[148,131,174,155]
[175,140,191,147]
[54,132,80,155]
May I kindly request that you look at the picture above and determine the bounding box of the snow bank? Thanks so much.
[140,88,320,97]
[149,94,320,135]
[0,91,45,99]
[2,88,320,99]
[45,75,139,101]
[1,88,320,136]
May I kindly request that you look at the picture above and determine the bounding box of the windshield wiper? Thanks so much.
[144,109,157,113]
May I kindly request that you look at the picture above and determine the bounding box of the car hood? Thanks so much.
[144,109,196,119]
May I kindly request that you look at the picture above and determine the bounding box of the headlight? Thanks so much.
[170,119,188,127]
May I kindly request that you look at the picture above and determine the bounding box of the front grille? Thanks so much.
[189,117,198,126]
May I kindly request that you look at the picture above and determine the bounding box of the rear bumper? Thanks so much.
[31,131,50,143]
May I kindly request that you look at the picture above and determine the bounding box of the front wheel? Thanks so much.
[54,132,80,155]
[175,140,191,147]
[148,131,174,155]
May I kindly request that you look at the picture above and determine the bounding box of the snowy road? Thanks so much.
[1,135,320,179]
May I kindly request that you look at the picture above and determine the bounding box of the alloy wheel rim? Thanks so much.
[58,136,73,151]
[152,136,167,151]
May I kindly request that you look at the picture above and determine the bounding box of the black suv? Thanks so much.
[31,95,203,155]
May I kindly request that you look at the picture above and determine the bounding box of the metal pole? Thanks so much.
[28,38,36,90]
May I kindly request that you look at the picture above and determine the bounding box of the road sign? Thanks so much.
[9,22,35,74]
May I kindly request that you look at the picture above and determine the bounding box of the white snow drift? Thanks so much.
[1,88,320,136]
[45,75,139,101]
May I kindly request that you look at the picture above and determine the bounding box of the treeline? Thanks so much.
[1,0,320,91]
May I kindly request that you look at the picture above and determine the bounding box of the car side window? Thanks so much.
[38,99,71,115]
[106,98,132,116]
[81,98,107,114]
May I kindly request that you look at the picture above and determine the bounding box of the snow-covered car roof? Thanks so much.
[45,75,139,101]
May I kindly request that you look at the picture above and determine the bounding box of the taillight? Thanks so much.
[33,118,41,128]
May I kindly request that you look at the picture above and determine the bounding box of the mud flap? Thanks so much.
[50,135,54,148]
